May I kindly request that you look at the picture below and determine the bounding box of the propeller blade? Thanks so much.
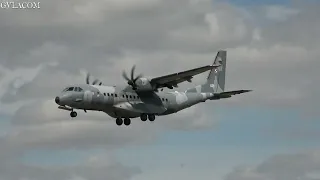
[86,73,90,84]
[92,79,99,85]
[122,71,130,81]
[131,65,136,81]
[133,73,143,82]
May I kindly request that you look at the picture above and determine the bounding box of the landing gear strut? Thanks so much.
[70,111,77,118]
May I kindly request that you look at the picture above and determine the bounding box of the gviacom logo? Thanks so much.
[1,1,40,9]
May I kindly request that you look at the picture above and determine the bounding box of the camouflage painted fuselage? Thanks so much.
[57,84,214,119]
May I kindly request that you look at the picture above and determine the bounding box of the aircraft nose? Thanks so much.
[55,96,60,104]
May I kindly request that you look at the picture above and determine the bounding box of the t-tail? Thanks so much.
[186,50,252,99]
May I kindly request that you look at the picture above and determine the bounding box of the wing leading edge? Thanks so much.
[150,64,219,89]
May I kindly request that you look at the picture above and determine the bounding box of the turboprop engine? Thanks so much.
[122,65,155,92]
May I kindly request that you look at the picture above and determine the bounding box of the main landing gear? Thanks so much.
[115,114,156,126]
[140,113,155,122]
[116,117,131,126]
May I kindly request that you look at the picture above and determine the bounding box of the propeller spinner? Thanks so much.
[122,65,143,90]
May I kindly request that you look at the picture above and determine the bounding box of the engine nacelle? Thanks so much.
[134,78,154,91]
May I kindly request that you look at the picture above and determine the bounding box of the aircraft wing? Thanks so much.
[211,90,252,99]
[150,65,220,89]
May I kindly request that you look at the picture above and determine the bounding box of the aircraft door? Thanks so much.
[84,91,93,104]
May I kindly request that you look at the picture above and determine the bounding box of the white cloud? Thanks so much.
[265,5,300,21]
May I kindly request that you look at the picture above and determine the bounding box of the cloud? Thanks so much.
[224,151,320,180]
[265,5,300,21]
[0,0,320,179]
[0,152,141,180]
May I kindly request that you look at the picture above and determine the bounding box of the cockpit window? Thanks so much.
[62,87,83,92]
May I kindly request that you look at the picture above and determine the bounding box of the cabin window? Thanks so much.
[67,87,74,91]
[111,94,114,97]
[122,95,125,98]
[103,93,106,96]
[78,87,83,92]
[107,93,110,96]
[115,94,118,97]
[162,98,164,101]
[126,95,128,98]
[129,95,132,99]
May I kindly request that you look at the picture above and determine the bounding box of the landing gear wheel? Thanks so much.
[148,114,155,121]
[116,118,123,126]
[70,111,77,118]
[140,114,147,121]
[124,118,131,126]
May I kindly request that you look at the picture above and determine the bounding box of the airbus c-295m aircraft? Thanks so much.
[54,50,251,126]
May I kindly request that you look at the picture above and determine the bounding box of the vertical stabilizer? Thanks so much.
[211,50,226,93]
[185,50,226,93]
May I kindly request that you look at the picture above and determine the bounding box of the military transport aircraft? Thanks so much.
[54,50,251,126]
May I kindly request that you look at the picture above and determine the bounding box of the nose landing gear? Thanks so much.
[70,111,77,118]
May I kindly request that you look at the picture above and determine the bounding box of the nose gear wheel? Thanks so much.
[70,111,77,118]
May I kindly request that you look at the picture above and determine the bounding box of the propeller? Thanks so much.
[122,65,143,90]
[86,73,103,85]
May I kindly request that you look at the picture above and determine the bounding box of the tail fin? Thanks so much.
[208,50,226,93]
[185,50,226,93]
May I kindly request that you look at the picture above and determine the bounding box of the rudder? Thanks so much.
[185,50,226,94]
[210,50,226,93]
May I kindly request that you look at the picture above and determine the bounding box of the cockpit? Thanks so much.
[62,87,84,92]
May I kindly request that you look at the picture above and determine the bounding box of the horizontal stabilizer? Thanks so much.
[210,90,252,100]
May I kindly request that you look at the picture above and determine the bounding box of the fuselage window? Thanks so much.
[115,94,118,97]
[162,98,164,101]
[67,87,74,91]
[122,95,125,98]
[107,93,110,96]
[78,87,83,92]
[129,95,132,99]
[111,94,114,97]
[126,95,128,98]
[103,93,106,96]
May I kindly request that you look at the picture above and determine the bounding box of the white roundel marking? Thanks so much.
[214,69,218,73]
[140,78,147,85]
[175,92,188,104]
